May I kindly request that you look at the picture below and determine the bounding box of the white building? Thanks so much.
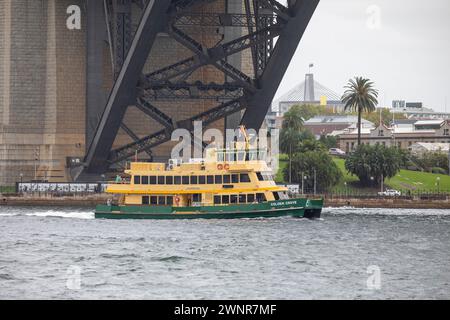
[391,101,450,120]
[410,143,450,156]
[338,120,450,153]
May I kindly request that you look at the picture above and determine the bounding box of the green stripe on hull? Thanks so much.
[95,198,323,220]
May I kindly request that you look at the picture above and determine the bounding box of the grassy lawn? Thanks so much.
[277,154,450,193]
[276,155,288,183]
[0,186,16,194]
[332,157,450,193]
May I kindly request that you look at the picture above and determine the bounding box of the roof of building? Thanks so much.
[391,119,417,125]
[304,115,374,126]
[273,74,342,111]
[411,143,450,152]
[392,107,450,116]
[414,120,446,126]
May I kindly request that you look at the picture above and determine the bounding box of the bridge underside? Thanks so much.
[74,0,319,180]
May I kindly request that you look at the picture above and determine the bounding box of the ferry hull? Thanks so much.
[95,198,323,220]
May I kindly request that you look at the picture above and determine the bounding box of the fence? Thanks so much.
[14,182,108,196]
[290,187,450,200]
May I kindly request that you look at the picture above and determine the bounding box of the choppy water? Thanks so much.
[0,206,449,300]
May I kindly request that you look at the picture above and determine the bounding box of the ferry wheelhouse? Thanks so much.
[95,142,323,219]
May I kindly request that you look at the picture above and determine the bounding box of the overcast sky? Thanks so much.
[275,0,450,112]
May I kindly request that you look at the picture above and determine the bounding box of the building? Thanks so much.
[304,115,374,137]
[272,73,344,115]
[410,143,450,156]
[263,110,284,132]
[391,100,450,119]
[338,120,450,153]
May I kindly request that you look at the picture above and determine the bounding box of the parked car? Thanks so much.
[378,189,402,197]
[329,148,346,157]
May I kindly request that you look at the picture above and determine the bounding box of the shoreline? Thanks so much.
[1,194,450,209]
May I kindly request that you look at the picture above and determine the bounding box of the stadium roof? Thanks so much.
[273,74,342,111]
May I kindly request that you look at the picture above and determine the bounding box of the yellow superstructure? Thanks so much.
[107,146,288,207]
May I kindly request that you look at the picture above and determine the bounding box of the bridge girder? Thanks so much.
[79,0,319,177]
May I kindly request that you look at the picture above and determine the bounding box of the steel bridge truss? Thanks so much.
[81,0,319,176]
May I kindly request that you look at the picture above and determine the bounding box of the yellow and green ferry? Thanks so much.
[95,140,323,220]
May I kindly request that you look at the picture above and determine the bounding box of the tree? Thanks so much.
[362,108,406,127]
[280,127,302,183]
[286,104,335,122]
[283,150,342,192]
[319,135,338,149]
[415,152,449,173]
[345,144,402,187]
[341,77,379,146]
[280,106,305,183]
[282,105,304,131]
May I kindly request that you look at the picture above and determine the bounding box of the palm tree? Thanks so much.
[341,77,379,146]
[280,107,304,183]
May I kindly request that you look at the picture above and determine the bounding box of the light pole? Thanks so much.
[436,177,440,193]
[301,172,304,195]
[370,176,375,196]
[313,168,317,195]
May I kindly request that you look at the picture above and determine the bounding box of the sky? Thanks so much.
[274,0,450,112]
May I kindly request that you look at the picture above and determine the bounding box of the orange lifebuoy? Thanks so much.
[224,164,230,170]
[217,164,224,170]
[174,196,181,205]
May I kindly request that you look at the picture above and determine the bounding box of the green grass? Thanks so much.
[387,170,450,193]
[277,155,450,193]
[0,186,16,194]
[332,157,450,193]
[276,155,288,183]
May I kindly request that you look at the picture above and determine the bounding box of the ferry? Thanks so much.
[95,130,323,220]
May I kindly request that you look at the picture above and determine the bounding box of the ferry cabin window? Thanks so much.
[190,176,198,185]
[142,196,149,205]
[256,172,273,181]
[273,192,280,201]
[134,176,141,185]
[149,176,157,185]
[215,175,223,184]
[256,193,266,203]
[239,194,246,203]
[259,151,266,161]
[222,195,230,204]
[247,194,255,203]
[214,195,221,204]
[207,175,214,184]
[174,176,182,185]
[150,196,158,205]
[231,174,239,183]
[159,196,166,205]
[223,175,231,184]
[182,176,190,184]
[158,176,165,185]
[256,172,264,181]
[141,176,149,185]
[240,173,250,183]
[230,195,238,204]
[167,196,173,205]
[193,194,202,202]
[199,176,206,184]
[166,176,174,185]
[226,152,235,162]
[248,151,258,161]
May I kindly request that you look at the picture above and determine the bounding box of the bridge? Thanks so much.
[75,0,319,180]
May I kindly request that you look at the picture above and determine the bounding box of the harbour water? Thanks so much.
[0,206,449,300]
